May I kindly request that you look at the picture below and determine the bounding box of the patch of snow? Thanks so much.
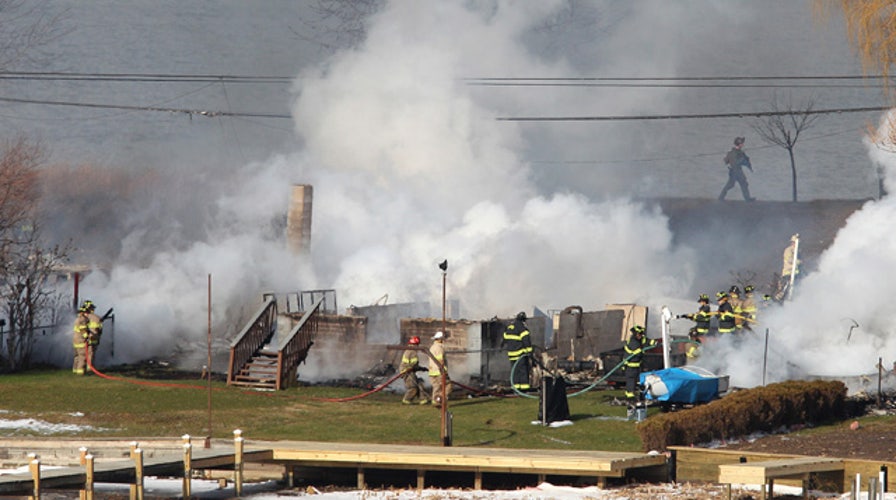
[0,417,106,435]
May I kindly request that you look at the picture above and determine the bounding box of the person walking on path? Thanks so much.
[400,336,429,405]
[719,136,756,202]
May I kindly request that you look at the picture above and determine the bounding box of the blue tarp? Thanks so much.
[640,367,720,403]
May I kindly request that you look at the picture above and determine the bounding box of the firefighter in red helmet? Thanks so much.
[400,335,428,405]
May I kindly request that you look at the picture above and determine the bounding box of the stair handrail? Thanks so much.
[275,296,324,390]
[227,296,278,386]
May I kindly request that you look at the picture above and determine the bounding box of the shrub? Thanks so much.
[637,380,847,452]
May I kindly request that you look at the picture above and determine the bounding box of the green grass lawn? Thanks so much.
[0,368,646,451]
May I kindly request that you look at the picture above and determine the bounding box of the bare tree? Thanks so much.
[749,96,822,202]
[291,0,384,53]
[0,0,70,69]
[0,138,71,372]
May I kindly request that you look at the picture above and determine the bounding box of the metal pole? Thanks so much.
[441,269,447,333]
[439,260,448,446]
[207,274,212,448]
[762,328,769,386]
[661,306,671,369]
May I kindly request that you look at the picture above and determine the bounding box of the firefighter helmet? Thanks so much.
[729,285,740,295]
[717,291,728,300]
[433,331,445,340]
[744,285,755,294]
[630,325,645,335]
[408,336,420,345]
[80,300,95,312]
[734,136,745,146]
[698,293,709,303]
[516,311,527,322]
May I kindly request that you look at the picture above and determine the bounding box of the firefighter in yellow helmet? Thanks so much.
[740,285,758,330]
[72,304,90,375]
[679,294,711,359]
[400,336,429,405]
[728,286,744,334]
[716,292,736,335]
[83,300,103,369]
[623,325,655,401]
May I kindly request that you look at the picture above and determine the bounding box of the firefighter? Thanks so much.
[83,300,103,368]
[72,303,91,375]
[400,336,428,405]
[428,331,450,405]
[502,311,533,391]
[716,292,736,335]
[741,285,758,330]
[728,286,744,334]
[622,325,655,401]
[679,294,711,359]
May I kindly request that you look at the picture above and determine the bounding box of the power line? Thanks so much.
[0,71,292,83]
[0,95,292,119]
[496,105,891,122]
[470,82,884,89]
[466,74,890,81]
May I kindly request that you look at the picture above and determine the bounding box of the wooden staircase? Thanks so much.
[226,294,325,390]
[229,347,280,389]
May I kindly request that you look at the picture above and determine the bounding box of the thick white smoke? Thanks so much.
[55,2,894,393]
[291,1,696,318]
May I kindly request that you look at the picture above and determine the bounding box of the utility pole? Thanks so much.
[438,259,450,446]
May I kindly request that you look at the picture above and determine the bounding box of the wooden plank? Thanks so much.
[718,458,844,485]
[270,441,666,477]
[0,447,274,495]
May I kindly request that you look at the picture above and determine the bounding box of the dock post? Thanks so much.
[183,442,192,498]
[416,469,424,491]
[234,429,244,497]
[131,448,144,500]
[28,456,40,500]
[83,454,94,500]
[357,467,365,489]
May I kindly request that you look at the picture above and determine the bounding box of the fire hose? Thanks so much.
[509,339,698,399]
[312,369,407,402]
[86,349,219,390]
[313,366,516,403]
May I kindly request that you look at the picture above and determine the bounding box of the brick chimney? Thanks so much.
[286,184,313,253]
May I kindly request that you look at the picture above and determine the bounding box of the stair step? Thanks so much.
[229,379,276,388]
[233,374,276,383]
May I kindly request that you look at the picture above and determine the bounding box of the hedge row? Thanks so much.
[637,379,848,452]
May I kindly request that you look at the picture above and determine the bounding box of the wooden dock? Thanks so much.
[0,437,669,497]
[269,441,669,489]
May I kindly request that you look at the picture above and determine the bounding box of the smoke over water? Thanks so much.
[53,2,895,390]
